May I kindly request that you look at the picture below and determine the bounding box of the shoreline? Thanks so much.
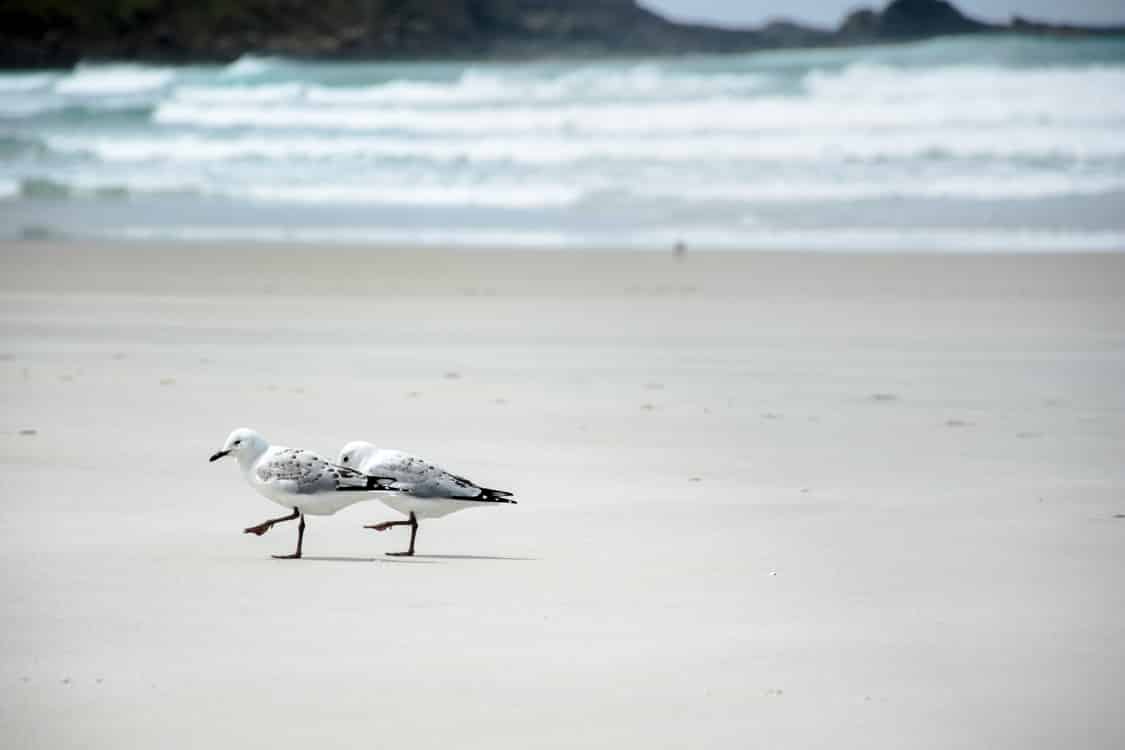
[4,239,1124,298]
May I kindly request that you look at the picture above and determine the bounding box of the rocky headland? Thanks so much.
[0,0,1122,68]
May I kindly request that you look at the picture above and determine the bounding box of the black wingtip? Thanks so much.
[476,489,517,504]
[364,475,400,490]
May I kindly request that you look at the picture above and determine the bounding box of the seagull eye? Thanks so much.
[342,457,349,463]
[234,440,241,446]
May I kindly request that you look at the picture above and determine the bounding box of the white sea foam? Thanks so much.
[0,177,19,199]
[302,73,508,106]
[22,159,1125,207]
[143,62,1125,136]
[54,64,176,96]
[221,55,278,78]
[151,88,1125,136]
[172,83,305,103]
[0,73,56,92]
[230,176,1125,206]
[0,95,63,118]
[240,183,585,207]
[165,62,1118,113]
[239,174,1125,204]
[301,65,767,106]
[13,171,205,198]
[101,224,1125,253]
[804,63,1125,103]
[46,128,1125,166]
[109,224,575,247]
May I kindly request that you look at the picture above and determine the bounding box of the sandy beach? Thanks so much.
[1,241,1123,749]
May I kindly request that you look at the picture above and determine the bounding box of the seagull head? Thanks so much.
[337,441,377,470]
[209,428,267,463]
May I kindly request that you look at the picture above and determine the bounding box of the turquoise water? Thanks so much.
[2,35,1124,250]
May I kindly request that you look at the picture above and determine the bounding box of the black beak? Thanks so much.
[209,450,230,462]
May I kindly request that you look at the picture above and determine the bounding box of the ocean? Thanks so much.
[2,34,1124,251]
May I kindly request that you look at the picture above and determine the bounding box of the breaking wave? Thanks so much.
[3,35,1125,251]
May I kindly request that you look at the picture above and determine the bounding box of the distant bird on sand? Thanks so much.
[209,428,398,559]
[337,441,516,557]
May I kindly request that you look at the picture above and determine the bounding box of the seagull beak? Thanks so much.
[209,450,230,462]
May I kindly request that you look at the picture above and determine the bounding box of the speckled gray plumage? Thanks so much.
[361,449,513,501]
[256,448,367,494]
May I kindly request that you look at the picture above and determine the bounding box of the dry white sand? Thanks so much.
[1,241,1123,749]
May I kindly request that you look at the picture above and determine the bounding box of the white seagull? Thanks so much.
[209,428,398,559]
[337,441,517,556]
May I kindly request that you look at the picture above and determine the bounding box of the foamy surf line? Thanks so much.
[41,131,1125,164]
[148,93,1125,133]
[92,224,1125,253]
[9,173,1125,204]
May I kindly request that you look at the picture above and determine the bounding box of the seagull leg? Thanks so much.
[244,508,299,536]
[272,512,305,559]
[385,513,418,557]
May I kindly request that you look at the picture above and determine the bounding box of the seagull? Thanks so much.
[337,441,516,557]
[209,428,398,559]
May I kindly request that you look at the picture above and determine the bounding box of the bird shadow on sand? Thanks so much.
[410,554,539,562]
[300,555,441,564]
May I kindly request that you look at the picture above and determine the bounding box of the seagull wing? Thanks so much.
[256,449,397,494]
[364,450,516,502]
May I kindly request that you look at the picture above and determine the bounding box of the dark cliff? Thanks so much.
[0,0,1120,68]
